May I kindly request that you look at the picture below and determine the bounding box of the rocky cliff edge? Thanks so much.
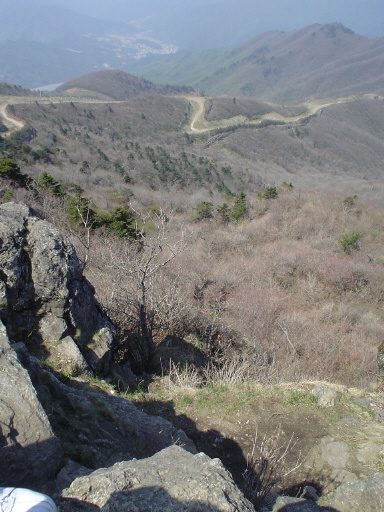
[0,203,254,511]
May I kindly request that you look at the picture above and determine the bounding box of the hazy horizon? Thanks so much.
[40,0,384,42]
[4,0,384,45]
[1,0,383,88]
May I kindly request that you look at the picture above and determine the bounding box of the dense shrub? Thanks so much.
[339,232,362,254]
[194,201,214,221]
[0,158,26,182]
[229,192,247,222]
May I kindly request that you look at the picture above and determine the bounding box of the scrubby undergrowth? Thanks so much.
[4,173,384,387]
[79,186,384,388]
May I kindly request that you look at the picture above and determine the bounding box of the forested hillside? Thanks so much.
[4,93,384,208]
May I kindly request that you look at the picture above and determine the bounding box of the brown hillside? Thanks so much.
[9,94,384,206]
[55,69,194,100]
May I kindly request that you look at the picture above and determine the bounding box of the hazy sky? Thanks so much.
[42,0,384,40]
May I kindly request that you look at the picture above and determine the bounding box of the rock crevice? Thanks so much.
[0,202,114,374]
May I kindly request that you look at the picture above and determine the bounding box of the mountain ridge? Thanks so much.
[54,69,194,100]
[129,22,384,103]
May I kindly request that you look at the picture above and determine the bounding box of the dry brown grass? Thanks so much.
[78,186,384,387]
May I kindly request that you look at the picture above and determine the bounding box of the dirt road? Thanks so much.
[0,99,25,134]
[1,92,382,138]
[0,95,118,137]
[184,93,384,134]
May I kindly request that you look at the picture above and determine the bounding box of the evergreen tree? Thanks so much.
[103,206,138,238]
[230,192,247,222]
[262,186,278,199]
[67,193,97,228]
[0,158,26,183]
[35,171,62,195]
[194,201,214,221]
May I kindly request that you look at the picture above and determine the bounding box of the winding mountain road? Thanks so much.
[1,93,383,138]
[0,99,25,134]
[184,93,384,134]
[0,95,118,137]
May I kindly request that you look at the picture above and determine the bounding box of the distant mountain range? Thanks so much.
[3,22,384,104]
[51,20,384,105]
[0,0,178,88]
[0,0,383,89]
[129,22,384,103]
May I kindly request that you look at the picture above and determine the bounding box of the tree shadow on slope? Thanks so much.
[130,396,338,511]
[16,347,339,510]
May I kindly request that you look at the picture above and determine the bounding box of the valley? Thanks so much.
[1,14,384,512]
[4,85,384,210]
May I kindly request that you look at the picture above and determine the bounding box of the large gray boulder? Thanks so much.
[59,445,255,512]
[0,320,62,488]
[321,440,349,469]
[0,202,115,374]
[327,471,384,512]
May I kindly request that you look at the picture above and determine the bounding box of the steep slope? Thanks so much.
[0,203,195,482]
[0,203,256,512]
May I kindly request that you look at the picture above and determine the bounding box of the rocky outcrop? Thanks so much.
[59,445,254,511]
[0,203,200,493]
[0,203,200,481]
[0,202,114,374]
[2,201,381,512]
[19,352,196,474]
[327,471,384,512]
[0,319,62,488]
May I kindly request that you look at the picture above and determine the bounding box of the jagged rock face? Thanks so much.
[0,320,62,488]
[60,445,255,512]
[21,355,196,475]
[0,202,199,489]
[0,202,114,374]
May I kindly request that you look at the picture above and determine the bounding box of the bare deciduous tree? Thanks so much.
[103,209,185,371]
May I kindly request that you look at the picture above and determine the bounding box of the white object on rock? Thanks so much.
[0,488,56,512]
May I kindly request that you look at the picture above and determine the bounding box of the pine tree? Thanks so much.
[230,192,247,222]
